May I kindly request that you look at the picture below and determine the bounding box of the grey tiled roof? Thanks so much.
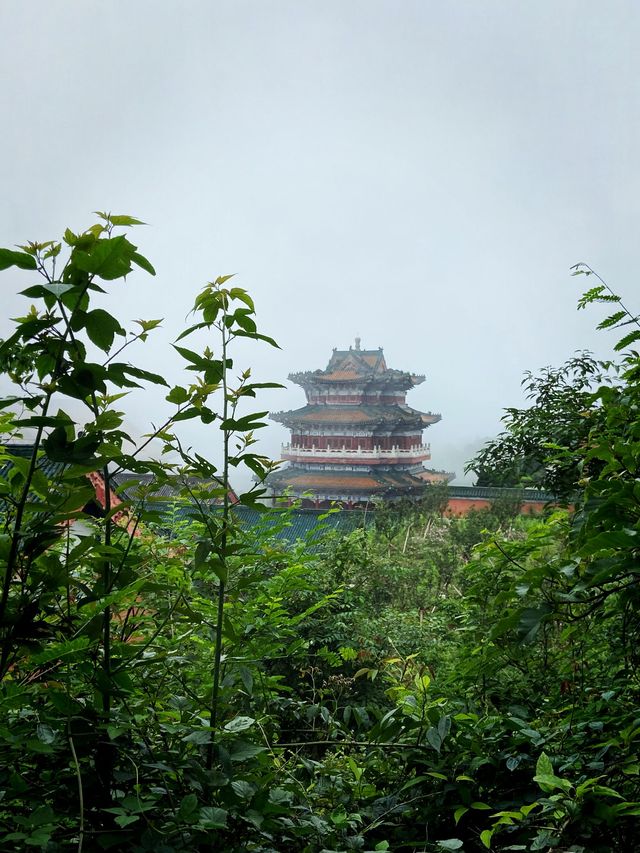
[143,501,371,550]
[0,443,65,481]
[447,485,552,502]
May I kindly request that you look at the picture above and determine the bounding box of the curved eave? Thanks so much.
[270,411,426,430]
[421,413,441,425]
[289,370,424,390]
[267,473,430,495]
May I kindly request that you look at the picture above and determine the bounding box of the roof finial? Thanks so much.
[355,336,361,351]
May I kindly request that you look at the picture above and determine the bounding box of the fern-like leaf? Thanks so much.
[597,310,628,330]
[614,329,640,352]
[578,285,606,309]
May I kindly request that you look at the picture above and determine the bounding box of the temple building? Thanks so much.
[267,339,453,507]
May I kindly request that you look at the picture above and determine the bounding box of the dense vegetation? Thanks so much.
[0,219,638,852]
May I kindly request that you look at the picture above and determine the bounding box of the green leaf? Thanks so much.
[454,806,468,824]
[173,345,210,370]
[229,742,266,762]
[220,412,269,432]
[438,714,451,741]
[238,665,254,695]
[134,317,163,332]
[518,605,552,643]
[207,558,228,584]
[131,251,156,275]
[536,751,553,777]
[480,829,493,849]
[614,329,640,352]
[166,385,190,404]
[437,841,463,851]
[194,540,211,569]
[233,329,280,348]
[30,637,90,666]
[231,779,255,800]
[182,729,212,744]
[84,308,125,351]
[229,287,255,310]
[115,815,139,828]
[0,248,38,270]
[108,363,168,388]
[74,235,137,280]
[533,772,572,794]
[199,806,227,828]
[597,310,628,329]
[224,715,256,733]
[426,727,442,753]
[101,213,146,227]
[36,724,56,745]
[178,793,198,819]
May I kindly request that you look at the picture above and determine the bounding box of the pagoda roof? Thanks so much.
[328,345,387,374]
[267,466,451,495]
[289,344,425,388]
[270,403,441,429]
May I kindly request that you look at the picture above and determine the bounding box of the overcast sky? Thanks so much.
[1,1,638,485]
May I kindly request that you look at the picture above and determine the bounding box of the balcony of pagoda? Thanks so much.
[281,443,432,465]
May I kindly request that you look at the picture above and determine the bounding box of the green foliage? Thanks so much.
[1,227,639,852]
[468,352,611,498]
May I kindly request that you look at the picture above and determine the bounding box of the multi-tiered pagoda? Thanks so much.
[268,340,452,507]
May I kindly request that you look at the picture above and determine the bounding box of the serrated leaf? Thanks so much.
[614,329,640,352]
[535,751,553,777]
[74,235,137,280]
[231,779,255,799]
[597,310,627,329]
[199,806,227,827]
